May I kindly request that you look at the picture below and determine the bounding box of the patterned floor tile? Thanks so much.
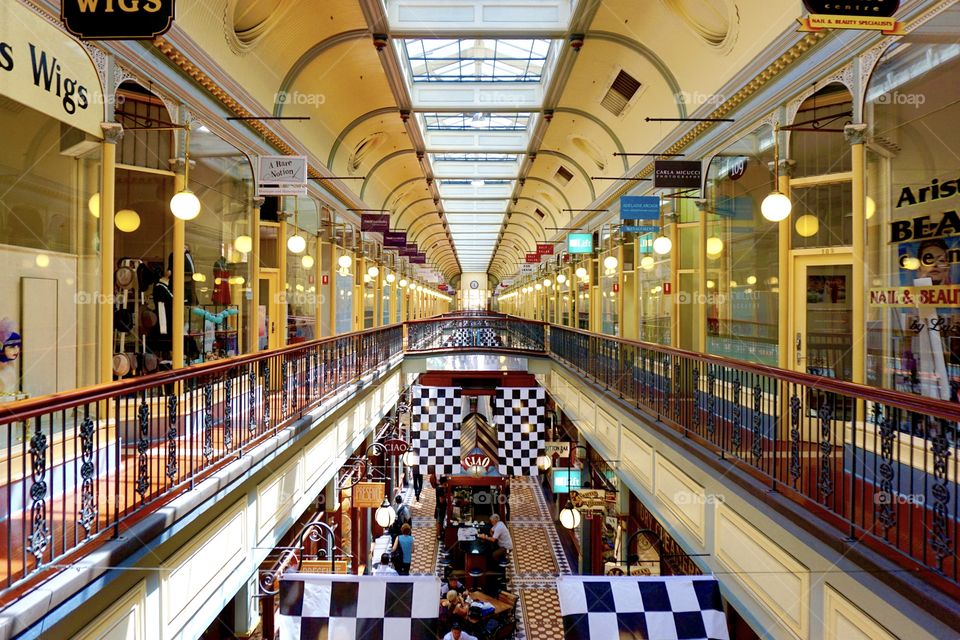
[510,525,557,576]
[519,588,566,640]
[410,524,437,575]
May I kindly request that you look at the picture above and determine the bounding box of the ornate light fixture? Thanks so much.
[287,198,307,254]
[301,255,315,269]
[375,497,396,528]
[761,124,792,222]
[603,255,618,270]
[559,502,581,529]
[234,235,253,253]
[653,236,672,255]
[170,128,201,221]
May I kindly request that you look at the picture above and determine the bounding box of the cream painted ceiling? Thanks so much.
[171,0,803,282]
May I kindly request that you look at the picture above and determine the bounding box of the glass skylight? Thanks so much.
[404,39,552,83]
[422,112,532,131]
[432,153,521,162]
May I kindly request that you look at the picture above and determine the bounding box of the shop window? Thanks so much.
[0,100,100,398]
[789,83,853,178]
[865,5,960,399]
[703,123,779,365]
[115,83,173,171]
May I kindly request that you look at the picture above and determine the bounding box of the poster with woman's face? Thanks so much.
[898,238,960,286]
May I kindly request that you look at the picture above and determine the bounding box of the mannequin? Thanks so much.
[148,271,174,356]
[168,244,197,305]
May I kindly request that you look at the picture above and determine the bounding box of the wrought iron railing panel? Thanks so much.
[0,325,402,601]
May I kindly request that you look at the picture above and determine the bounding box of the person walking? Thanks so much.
[373,552,398,576]
[392,523,414,575]
[390,494,411,542]
[412,465,424,503]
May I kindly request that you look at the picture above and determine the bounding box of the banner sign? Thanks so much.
[352,481,385,509]
[567,233,593,254]
[383,231,407,248]
[360,214,390,233]
[869,286,960,307]
[62,0,175,40]
[537,243,555,256]
[654,160,702,189]
[382,439,409,456]
[526,253,540,263]
[256,156,308,196]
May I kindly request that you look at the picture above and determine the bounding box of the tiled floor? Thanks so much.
[398,475,571,639]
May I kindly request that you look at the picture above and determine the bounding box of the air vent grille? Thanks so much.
[601,70,641,116]
[555,166,574,185]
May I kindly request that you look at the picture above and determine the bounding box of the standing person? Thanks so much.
[373,552,398,576]
[392,523,414,575]
[478,513,512,564]
[434,476,448,540]
[412,464,424,504]
[390,494,411,541]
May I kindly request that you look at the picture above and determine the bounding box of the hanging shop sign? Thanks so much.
[360,214,390,233]
[526,253,540,263]
[567,233,594,254]
[352,481,386,509]
[256,155,307,196]
[569,488,614,514]
[382,438,409,456]
[536,244,555,256]
[1,2,105,137]
[383,231,407,248]
[544,441,571,459]
[399,243,418,257]
[409,253,426,264]
[653,161,702,188]
[551,468,582,493]
[61,0,175,40]
[519,264,535,275]
[797,0,903,34]
[462,453,493,471]
[619,196,661,234]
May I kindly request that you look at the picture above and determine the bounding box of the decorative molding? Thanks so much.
[785,61,855,126]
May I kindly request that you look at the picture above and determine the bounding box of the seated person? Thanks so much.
[442,620,478,640]
[477,513,512,564]
[441,575,466,597]
[441,590,469,619]
[373,552,398,576]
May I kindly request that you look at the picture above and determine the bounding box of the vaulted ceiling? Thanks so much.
[171,0,802,283]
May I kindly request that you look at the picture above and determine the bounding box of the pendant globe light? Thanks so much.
[652,236,672,255]
[287,198,307,254]
[170,128,201,221]
[761,124,792,222]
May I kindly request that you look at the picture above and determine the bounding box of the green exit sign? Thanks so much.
[567,233,593,254]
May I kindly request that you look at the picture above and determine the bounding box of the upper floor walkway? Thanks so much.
[0,312,956,638]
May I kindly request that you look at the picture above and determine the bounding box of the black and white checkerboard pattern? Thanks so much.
[279,574,441,639]
[412,385,462,476]
[556,575,729,640]
[445,327,502,348]
[494,386,546,476]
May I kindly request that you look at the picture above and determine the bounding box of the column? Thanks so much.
[249,197,264,353]
[99,122,122,384]
[846,123,868,385]
[171,158,186,368]
[777,154,794,371]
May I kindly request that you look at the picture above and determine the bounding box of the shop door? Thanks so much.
[792,254,854,381]
[258,270,281,352]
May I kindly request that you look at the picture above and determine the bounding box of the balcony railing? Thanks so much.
[406,313,546,353]
[548,324,959,597]
[0,325,402,603]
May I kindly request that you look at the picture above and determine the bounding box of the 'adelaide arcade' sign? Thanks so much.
[62,0,175,40]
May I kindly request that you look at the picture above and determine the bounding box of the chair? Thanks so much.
[493,620,516,639]
[466,567,484,590]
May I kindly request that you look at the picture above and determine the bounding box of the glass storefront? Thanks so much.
[866,5,960,400]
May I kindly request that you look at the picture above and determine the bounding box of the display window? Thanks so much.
[335,248,354,334]
[703,124,778,364]
[866,5,960,401]
[0,99,101,399]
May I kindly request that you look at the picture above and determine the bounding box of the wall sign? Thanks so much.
[567,233,594,254]
[870,286,960,307]
[654,161,702,189]
[256,156,307,196]
[360,214,390,233]
[1,2,105,137]
[798,0,903,33]
[544,441,571,459]
[889,211,960,243]
[462,453,493,471]
[61,0,175,40]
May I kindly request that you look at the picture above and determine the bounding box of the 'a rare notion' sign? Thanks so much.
[62,0,175,40]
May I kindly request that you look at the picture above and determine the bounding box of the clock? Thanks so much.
[470,280,479,290]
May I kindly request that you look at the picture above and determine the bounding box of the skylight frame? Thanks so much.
[421,112,533,132]
[403,38,553,83]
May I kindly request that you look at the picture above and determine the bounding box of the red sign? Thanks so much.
[382,438,409,456]
[536,244,554,256]
[612,283,620,293]
[563,254,570,262]
[462,453,493,470]
[525,253,540,263]
[322,275,329,285]
[663,282,672,294]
